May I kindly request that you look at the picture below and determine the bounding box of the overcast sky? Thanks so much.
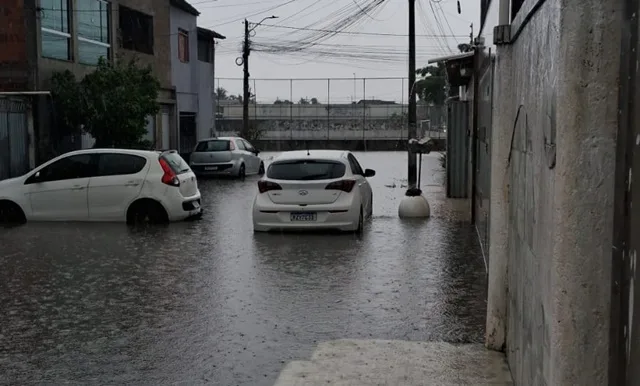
[191,0,480,103]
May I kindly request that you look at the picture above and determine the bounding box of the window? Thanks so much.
[197,39,211,62]
[178,29,189,62]
[235,140,246,151]
[267,160,346,181]
[27,154,95,183]
[347,154,364,175]
[97,154,147,176]
[77,0,110,65]
[40,0,71,60]
[194,140,230,152]
[242,140,255,152]
[119,6,153,54]
[160,152,190,175]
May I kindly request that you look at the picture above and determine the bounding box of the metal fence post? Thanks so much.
[289,79,293,141]
[327,78,330,140]
[253,79,257,132]
[362,78,366,151]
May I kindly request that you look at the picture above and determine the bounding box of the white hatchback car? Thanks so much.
[252,150,375,233]
[0,149,202,225]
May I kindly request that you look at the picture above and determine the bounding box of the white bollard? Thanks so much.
[398,190,431,218]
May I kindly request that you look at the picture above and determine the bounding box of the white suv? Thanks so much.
[0,149,202,225]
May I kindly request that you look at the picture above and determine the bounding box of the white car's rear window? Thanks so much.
[267,160,346,181]
[161,152,190,174]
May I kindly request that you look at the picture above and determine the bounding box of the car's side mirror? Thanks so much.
[254,149,260,155]
[33,171,41,180]
[363,169,375,177]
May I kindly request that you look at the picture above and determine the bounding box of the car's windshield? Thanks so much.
[195,140,230,152]
[267,160,346,180]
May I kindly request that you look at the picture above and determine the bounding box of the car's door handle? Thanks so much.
[71,185,85,191]
[125,181,140,187]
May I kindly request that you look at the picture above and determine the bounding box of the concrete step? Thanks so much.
[274,339,513,386]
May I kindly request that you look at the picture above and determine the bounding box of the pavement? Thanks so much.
[0,151,499,385]
[274,339,512,386]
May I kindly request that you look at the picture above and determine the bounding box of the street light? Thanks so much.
[240,15,278,136]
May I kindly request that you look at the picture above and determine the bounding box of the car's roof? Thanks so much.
[198,136,237,141]
[272,150,350,162]
[63,148,164,157]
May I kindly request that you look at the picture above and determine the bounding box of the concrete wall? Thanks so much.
[219,103,445,123]
[216,119,446,140]
[170,6,198,113]
[485,0,621,384]
[197,58,213,140]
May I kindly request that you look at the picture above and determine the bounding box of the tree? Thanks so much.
[215,87,228,100]
[298,97,309,105]
[274,98,292,105]
[310,97,319,104]
[51,57,160,148]
[414,62,447,105]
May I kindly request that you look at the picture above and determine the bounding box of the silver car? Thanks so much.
[189,137,264,178]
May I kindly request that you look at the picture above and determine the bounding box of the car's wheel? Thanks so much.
[258,162,265,175]
[238,163,246,179]
[0,200,26,225]
[127,200,168,225]
[354,206,364,234]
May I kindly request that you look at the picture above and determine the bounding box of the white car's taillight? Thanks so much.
[159,158,180,187]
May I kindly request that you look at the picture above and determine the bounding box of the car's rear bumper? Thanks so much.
[163,191,203,222]
[191,162,239,176]
[252,205,359,232]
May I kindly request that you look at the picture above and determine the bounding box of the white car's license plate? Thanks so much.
[290,212,317,222]
[204,166,218,171]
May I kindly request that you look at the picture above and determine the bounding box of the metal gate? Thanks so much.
[610,0,640,383]
[0,97,29,181]
[447,100,469,198]
[473,48,494,262]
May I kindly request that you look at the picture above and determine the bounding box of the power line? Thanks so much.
[258,23,466,37]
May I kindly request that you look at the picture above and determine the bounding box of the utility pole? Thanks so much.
[239,16,277,137]
[407,0,417,188]
[242,19,250,137]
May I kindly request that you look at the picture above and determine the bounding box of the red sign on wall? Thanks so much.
[0,1,28,91]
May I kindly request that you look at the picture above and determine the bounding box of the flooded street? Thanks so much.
[0,152,486,386]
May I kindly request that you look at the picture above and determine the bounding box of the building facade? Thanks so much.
[169,0,225,155]
[0,0,223,178]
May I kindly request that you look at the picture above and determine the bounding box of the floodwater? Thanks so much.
[0,152,486,386]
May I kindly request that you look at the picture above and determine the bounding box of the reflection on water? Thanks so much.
[0,152,485,386]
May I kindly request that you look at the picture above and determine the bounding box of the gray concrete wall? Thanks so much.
[169,6,198,114]
[486,0,621,384]
[197,59,213,141]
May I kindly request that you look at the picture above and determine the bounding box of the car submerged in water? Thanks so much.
[189,137,264,178]
[252,150,375,233]
[0,149,201,225]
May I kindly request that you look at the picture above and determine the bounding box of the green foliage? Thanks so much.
[50,71,84,137]
[50,57,160,148]
[415,62,447,105]
[237,123,264,141]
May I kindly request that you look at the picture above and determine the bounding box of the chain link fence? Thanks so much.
[213,77,446,148]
